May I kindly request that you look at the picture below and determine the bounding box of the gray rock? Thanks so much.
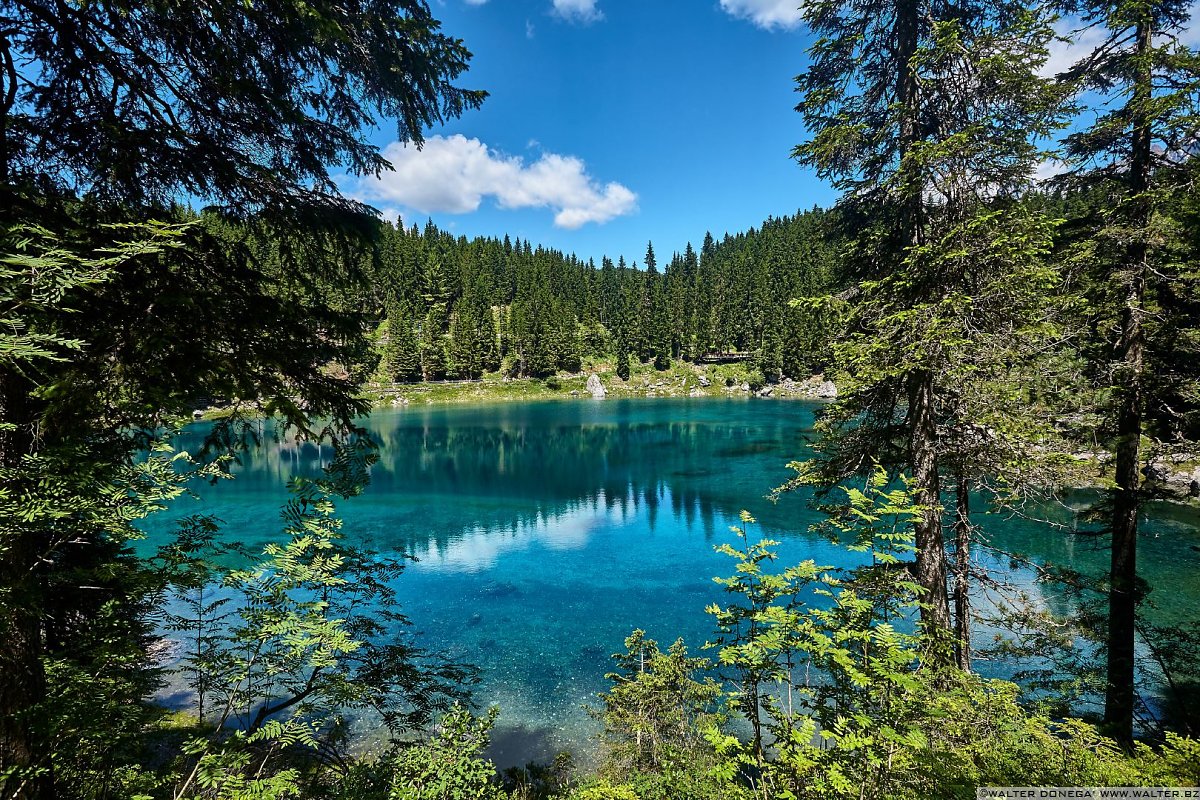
[586,373,606,399]
[689,387,703,397]
[758,386,774,398]
[740,382,750,392]
[816,380,838,399]
[1143,457,1200,498]
[699,375,711,387]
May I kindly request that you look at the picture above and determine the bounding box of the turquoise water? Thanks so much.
[145,398,1200,767]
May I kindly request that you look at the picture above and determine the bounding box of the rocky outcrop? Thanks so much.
[765,375,839,400]
[586,373,607,399]
[1146,455,1200,498]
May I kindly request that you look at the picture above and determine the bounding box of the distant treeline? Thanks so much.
[361,209,841,382]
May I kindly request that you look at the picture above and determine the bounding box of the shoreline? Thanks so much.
[357,360,838,409]
[189,365,1200,508]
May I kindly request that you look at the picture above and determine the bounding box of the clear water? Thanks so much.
[142,398,1200,767]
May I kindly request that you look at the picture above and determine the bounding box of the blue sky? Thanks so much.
[344,0,1198,265]
[345,0,832,265]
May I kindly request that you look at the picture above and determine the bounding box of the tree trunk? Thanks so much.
[908,370,951,636]
[953,474,972,672]
[1103,11,1152,748]
[0,369,54,800]
[895,0,949,640]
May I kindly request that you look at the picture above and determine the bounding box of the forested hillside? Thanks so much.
[361,209,839,383]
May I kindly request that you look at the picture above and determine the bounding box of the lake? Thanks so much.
[146,398,1200,768]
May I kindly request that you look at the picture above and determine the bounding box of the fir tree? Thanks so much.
[421,309,448,381]
[384,305,422,383]
[793,0,1066,639]
[1058,0,1200,743]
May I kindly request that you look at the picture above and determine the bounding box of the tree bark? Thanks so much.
[909,370,952,636]
[953,473,971,672]
[895,0,949,640]
[1103,11,1152,748]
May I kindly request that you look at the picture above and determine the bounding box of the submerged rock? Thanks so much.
[586,373,606,399]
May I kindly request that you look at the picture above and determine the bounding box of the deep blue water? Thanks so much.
[142,398,1200,767]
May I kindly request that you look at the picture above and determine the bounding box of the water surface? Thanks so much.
[147,398,1200,766]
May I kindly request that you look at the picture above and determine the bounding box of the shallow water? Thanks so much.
[143,398,1200,767]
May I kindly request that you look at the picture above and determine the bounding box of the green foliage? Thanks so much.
[363,213,840,386]
[615,349,631,381]
[565,783,640,800]
[2,0,485,213]
[384,309,423,384]
[595,467,1200,800]
[156,446,475,800]
[592,631,722,778]
[385,705,505,800]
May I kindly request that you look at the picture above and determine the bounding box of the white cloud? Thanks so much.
[719,0,803,30]
[1041,19,1108,78]
[1174,1,1199,46]
[353,135,637,229]
[552,0,602,23]
[463,0,488,5]
[525,18,535,38]
[1032,157,1069,185]
[1044,5,1198,78]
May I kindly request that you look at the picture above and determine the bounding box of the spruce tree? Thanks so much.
[616,347,631,381]
[0,0,484,783]
[421,309,448,381]
[1058,0,1200,743]
[793,0,1066,638]
[448,303,482,379]
[384,305,422,383]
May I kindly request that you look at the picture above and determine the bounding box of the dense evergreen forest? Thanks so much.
[1,0,1199,799]
[361,210,838,384]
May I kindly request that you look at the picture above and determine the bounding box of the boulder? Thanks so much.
[586,373,607,399]
[1143,458,1200,498]
[740,382,750,392]
[698,375,711,387]
[816,380,838,399]
[689,387,704,397]
[758,385,774,398]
